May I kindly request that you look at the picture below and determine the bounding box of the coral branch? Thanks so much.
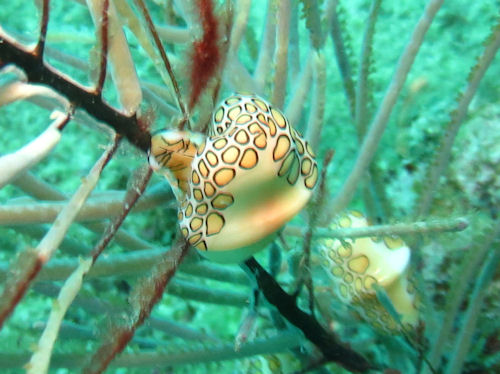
[0,248,249,290]
[244,257,375,372]
[301,150,334,313]
[0,331,303,370]
[10,172,157,250]
[300,0,324,49]
[285,53,313,125]
[327,0,356,119]
[87,0,142,114]
[35,0,50,58]
[445,223,500,374]
[26,166,153,373]
[417,18,500,217]
[0,139,119,329]
[96,0,110,96]
[288,3,301,81]
[167,278,248,306]
[0,188,172,224]
[354,0,382,139]
[305,51,326,150]
[327,0,444,217]
[0,249,42,330]
[254,0,277,89]
[90,165,152,263]
[134,0,187,122]
[0,79,68,109]
[285,217,469,239]
[271,0,291,108]
[0,32,151,152]
[26,259,93,374]
[83,241,191,374]
[189,0,222,110]
[427,221,500,372]
[33,321,162,349]
[34,282,218,343]
[156,24,191,44]
[0,111,70,189]
[228,0,251,54]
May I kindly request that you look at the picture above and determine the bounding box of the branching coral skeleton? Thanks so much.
[0,0,499,373]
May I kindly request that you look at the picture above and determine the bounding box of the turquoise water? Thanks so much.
[0,1,499,373]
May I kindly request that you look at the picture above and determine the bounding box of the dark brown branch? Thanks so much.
[0,33,151,152]
[243,257,376,373]
[0,250,43,329]
[96,0,110,96]
[35,0,50,58]
[56,108,73,131]
[90,164,152,264]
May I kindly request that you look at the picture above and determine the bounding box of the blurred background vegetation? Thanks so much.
[0,0,499,373]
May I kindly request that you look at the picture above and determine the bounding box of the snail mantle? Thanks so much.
[149,93,318,263]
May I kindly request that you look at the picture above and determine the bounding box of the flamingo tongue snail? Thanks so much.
[318,211,419,332]
[149,93,318,263]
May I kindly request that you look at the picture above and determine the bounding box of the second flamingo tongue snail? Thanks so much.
[318,211,419,333]
[149,93,318,263]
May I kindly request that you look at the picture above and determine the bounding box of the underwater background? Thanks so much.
[0,0,500,373]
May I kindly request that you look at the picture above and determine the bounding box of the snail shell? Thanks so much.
[150,94,318,263]
[319,211,419,332]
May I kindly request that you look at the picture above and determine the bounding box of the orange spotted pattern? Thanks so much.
[152,94,318,252]
[149,131,199,197]
[319,211,418,333]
